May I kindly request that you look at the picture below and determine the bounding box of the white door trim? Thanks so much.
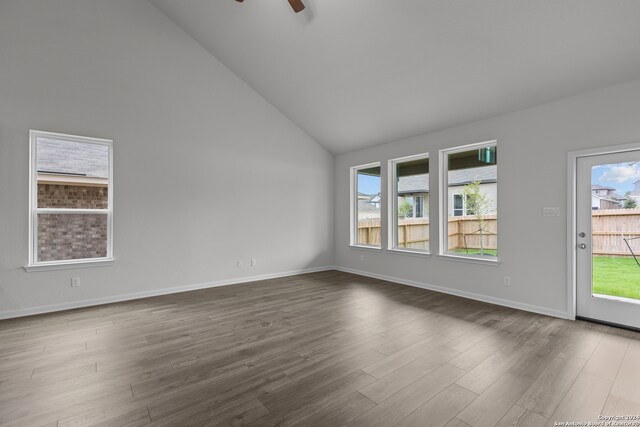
[567,141,640,321]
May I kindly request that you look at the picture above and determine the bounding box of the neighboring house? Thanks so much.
[395,165,497,218]
[592,184,616,196]
[357,192,381,219]
[36,138,109,261]
[591,184,623,210]
[625,180,640,206]
[397,174,429,218]
[37,137,109,208]
[447,165,497,217]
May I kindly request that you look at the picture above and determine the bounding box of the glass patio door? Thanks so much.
[576,150,640,329]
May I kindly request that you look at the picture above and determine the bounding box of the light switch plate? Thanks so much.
[543,207,560,217]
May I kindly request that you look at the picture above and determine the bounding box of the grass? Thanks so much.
[452,248,498,257]
[592,256,640,300]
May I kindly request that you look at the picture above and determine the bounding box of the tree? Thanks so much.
[398,199,413,219]
[460,181,492,255]
[624,198,637,209]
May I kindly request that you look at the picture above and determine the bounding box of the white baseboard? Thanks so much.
[0,266,336,320]
[1,265,570,321]
[335,266,571,320]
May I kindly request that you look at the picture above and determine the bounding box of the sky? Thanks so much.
[592,162,640,194]
[358,174,380,195]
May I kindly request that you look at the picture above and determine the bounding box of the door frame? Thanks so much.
[567,141,640,321]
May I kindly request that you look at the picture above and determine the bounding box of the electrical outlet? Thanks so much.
[237,259,243,268]
[503,276,511,286]
[360,255,365,261]
[71,277,81,287]
[251,259,257,267]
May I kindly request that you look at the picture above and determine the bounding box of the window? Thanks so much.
[389,154,429,252]
[351,163,381,248]
[453,194,473,217]
[453,194,464,216]
[415,196,424,218]
[440,141,497,259]
[28,130,113,268]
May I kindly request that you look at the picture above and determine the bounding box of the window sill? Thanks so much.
[387,248,431,257]
[437,253,500,267]
[349,245,382,252]
[24,259,115,272]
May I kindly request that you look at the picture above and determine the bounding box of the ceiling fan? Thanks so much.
[235,0,305,14]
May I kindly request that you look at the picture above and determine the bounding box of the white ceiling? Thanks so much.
[150,0,640,154]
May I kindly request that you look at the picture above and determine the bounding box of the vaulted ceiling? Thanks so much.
[150,0,640,154]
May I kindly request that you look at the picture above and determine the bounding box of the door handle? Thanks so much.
[578,243,587,249]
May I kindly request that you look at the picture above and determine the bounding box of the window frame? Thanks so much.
[439,140,498,264]
[350,162,382,249]
[388,153,430,254]
[27,130,114,271]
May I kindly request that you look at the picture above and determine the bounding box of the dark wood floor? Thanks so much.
[1,271,639,426]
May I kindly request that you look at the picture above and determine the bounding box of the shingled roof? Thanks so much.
[37,137,109,179]
[398,174,429,194]
[398,165,497,194]
[592,184,616,191]
[448,165,497,186]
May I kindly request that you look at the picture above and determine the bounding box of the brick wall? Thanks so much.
[37,184,108,261]
[38,184,108,209]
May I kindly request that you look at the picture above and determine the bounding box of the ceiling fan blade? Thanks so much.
[236,0,304,14]
[287,0,305,13]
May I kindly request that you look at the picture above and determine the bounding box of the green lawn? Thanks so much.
[593,256,640,300]
[452,248,498,257]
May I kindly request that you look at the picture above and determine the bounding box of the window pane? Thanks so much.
[38,184,108,209]
[356,166,381,247]
[395,157,429,250]
[36,137,109,209]
[415,196,423,218]
[591,162,640,301]
[453,195,463,209]
[447,145,497,257]
[37,213,108,262]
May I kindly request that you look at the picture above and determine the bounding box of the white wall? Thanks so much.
[335,78,640,318]
[0,0,333,317]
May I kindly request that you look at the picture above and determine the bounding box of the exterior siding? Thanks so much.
[447,182,497,217]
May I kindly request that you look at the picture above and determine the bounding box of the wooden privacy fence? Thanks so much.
[397,218,430,250]
[358,210,640,256]
[357,215,497,251]
[447,215,497,251]
[592,209,640,257]
[356,218,383,247]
